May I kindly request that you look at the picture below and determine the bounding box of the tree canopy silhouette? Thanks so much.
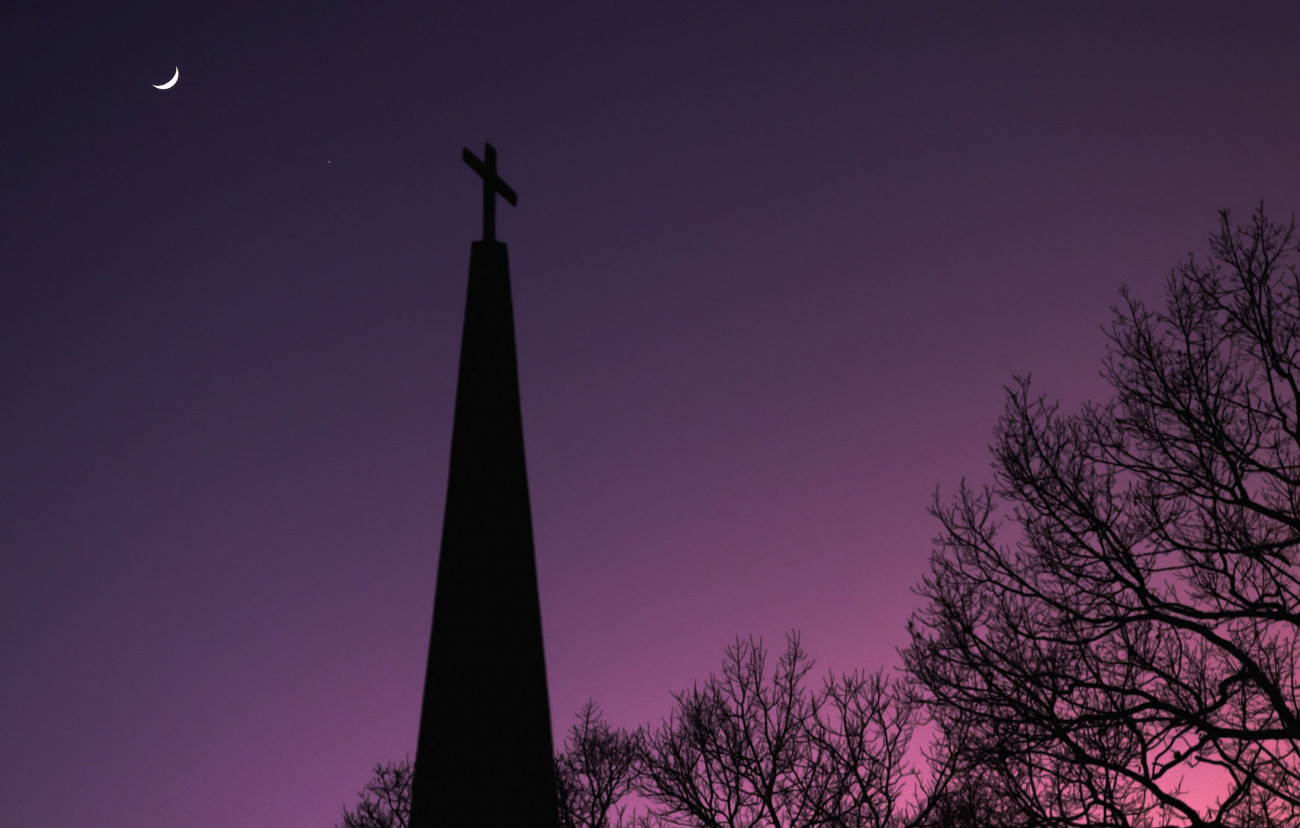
[556,700,641,828]
[906,207,1300,827]
[339,759,411,828]
[639,634,942,828]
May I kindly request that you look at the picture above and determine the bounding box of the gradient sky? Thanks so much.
[5,3,1300,826]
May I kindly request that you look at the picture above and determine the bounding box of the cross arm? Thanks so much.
[462,147,518,205]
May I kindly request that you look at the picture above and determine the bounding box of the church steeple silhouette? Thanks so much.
[409,144,559,828]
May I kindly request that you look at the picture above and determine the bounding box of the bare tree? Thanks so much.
[907,714,1037,828]
[339,759,411,828]
[638,633,933,828]
[906,206,1300,827]
[557,700,642,828]
[911,767,1026,828]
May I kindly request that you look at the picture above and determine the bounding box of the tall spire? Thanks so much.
[409,146,558,828]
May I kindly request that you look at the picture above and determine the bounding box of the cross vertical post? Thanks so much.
[462,143,518,242]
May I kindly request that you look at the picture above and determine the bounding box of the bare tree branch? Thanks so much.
[639,634,928,828]
[558,700,642,828]
[339,759,412,828]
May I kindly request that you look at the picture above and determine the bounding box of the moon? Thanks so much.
[153,67,179,90]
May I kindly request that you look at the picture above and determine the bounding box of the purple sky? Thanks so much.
[5,4,1300,826]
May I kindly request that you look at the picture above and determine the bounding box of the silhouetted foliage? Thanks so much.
[557,701,642,828]
[638,634,941,828]
[906,207,1300,827]
[911,770,1020,828]
[339,759,411,828]
[908,716,1033,828]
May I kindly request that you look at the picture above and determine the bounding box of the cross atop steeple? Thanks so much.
[462,143,517,242]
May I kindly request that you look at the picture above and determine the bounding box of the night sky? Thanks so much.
[6,4,1300,826]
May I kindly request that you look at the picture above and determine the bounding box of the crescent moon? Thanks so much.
[153,67,179,90]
